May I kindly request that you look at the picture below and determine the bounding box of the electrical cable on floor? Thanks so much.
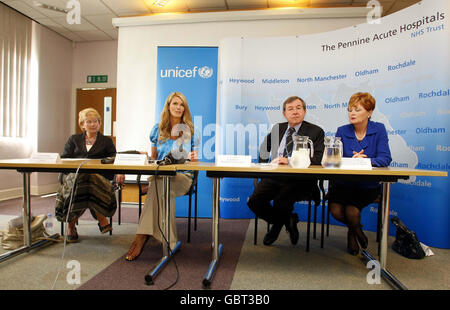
[51,159,89,290]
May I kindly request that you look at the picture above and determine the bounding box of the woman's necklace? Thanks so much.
[86,133,97,145]
[355,131,366,141]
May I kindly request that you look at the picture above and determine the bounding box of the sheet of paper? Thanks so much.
[114,153,147,165]
[30,152,61,163]
[216,155,252,167]
[338,157,372,170]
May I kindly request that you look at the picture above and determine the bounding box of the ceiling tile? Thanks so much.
[52,15,98,31]
[384,0,419,15]
[101,0,149,16]
[34,17,68,31]
[75,29,112,41]
[58,30,85,41]
[269,0,311,8]
[83,13,116,30]
[185,0,226,11]
[76,0,114,15]
[310,0,352,5]
[226,0,267,9]
[144,0,188,13]
[1,0,423,42]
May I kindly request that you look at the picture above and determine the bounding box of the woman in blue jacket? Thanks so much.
[328,92,392,255]
[125,92,198,261]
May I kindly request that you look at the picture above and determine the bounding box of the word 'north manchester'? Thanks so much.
[297,74,347,83]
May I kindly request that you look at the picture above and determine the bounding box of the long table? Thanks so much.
[175,162,447,290]
[0,159,178,284]
[0,159,447,289]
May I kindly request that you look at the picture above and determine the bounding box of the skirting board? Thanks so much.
[0,188,22,202]
[0,183,59,201]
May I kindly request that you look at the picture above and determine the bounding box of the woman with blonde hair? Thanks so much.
[126,92,198,261]
[56,108,124,242]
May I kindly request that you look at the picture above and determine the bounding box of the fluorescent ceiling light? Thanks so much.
[153,0,171,8]
[33,1,68,13]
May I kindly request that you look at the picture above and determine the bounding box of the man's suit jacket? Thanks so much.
[258,121,325,165]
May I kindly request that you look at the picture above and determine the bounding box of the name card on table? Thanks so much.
[30,152,61,163]
[216,155,252,167]
[339,158,372,170]
[114,154,147,166]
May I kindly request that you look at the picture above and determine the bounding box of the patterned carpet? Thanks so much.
[0,196,449,292]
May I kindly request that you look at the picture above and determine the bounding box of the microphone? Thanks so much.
[157,143,189,165]
[101,156,115,164]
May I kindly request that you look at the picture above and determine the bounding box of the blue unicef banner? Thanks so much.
[156,46,218,218]
[217,0,449,248]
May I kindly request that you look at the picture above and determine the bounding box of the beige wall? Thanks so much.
[0,20,73,200]
[70,40,118,133]
[33,23,74,194]
[72,40,117,86]
[0,31,119,200]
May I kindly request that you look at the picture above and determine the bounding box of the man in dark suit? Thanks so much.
[247,96,324,246]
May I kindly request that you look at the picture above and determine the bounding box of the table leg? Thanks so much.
[23,172,32,247]
[145,175,181,285]
[203,177,223,288]
[362,182,407,290]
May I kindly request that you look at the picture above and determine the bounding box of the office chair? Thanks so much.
[252,179,323,252]
[58,173,120,236]
[136,170,199,243]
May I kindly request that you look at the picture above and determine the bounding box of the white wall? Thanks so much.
[115,17,365,154]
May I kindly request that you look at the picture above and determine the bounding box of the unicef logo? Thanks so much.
[160,66,213,79]
[198,66,213,79]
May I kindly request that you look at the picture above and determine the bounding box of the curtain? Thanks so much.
[0,2,32,138]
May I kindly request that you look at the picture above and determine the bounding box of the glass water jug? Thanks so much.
[289,135,314,168]
[321,136,343,168]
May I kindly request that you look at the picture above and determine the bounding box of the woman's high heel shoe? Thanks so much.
[347,229,359,256]
[98,223,112,234]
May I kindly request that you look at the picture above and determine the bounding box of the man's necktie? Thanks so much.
[283,127,296,157]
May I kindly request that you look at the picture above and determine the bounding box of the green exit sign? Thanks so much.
[87,75,108,83]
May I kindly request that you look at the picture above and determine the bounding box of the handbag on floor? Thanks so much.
[1,214,50,250]
[391,216,425,259]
